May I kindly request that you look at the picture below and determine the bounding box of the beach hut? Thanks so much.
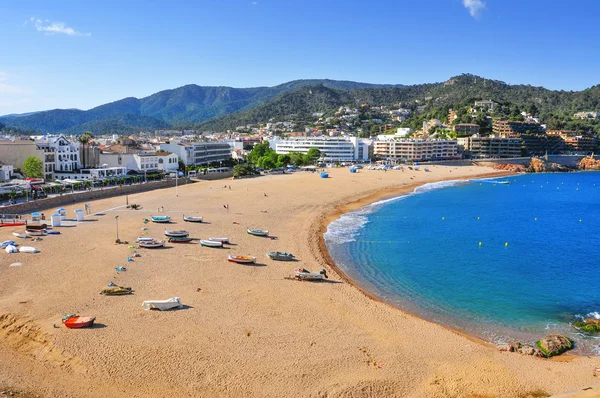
[51,213,61,227]
[74,209,85,222]
[31,212,41,223]
[57,208,67,221]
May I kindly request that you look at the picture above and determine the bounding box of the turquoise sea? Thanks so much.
[324,172,600,355]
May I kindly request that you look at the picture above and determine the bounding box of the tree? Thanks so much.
[305,148,322,164]
[247,142,272,164]
[276,154,291,168]
[23,156,43,178]
[78,131,93,168]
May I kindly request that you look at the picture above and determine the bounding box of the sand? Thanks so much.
[0,165,598,398]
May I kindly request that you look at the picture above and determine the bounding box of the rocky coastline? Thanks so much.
[489,155,600,173]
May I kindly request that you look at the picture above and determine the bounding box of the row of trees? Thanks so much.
[247,142,322,169]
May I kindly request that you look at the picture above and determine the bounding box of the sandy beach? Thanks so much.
[0,165,598,398]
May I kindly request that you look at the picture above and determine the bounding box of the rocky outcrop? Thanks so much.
[497,342,545,357]
[578,156,600,170]
[536,335,574,357]
[573,317,600,333]
[490,163,527,173]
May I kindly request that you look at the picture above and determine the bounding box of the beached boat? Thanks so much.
[227,254,256,264]
[12,232,27,238]
[320,173,329,178]
[19,246,39,253]
[0,222,26,227]
[151,216,171,223]
[267,251,295,261]
[247,228,269,237]
[139,240,165,248]
[100,286,133,295]
[25,230,46,236]
[168,237,193,243]
[208,237,229,244]
[200,239,223,248]
[1,240,18,248]
[25,223,47,230]
[142,297,182,311]
[62,315,96,329]
[136,237,154,242]
[294,268,328,281]
[183,215,203,223]
[164,229,189,237]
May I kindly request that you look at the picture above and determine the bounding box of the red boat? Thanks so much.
[62,315,96,329]
[0,222,26,227]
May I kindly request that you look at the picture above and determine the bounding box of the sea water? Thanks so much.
[325,172,600,355]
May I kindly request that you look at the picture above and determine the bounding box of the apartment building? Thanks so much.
[492,119,545,136]
[457,135,523,158]
[373,138,458,162]
[160,141,232,166]
[273,137,370,162]
[453,123,480,136]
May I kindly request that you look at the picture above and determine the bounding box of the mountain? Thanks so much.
[0,80,396,134]
[2,74,600,135]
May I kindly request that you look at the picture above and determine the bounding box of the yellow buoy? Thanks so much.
[478,242,482,246]
[477,216,480,220]
[534,218,537,221]
[576,188,579,191]
[442,217,445,220]
[505,242,508,247]
[579,220,582,223]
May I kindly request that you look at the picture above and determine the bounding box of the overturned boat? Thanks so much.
[168,237,194,243]
[294,268,328,281]
[142,297,183,311]
[164,229,189,237]
[183,215,203,223]
[200,239,223,248]
[267,252,295,261]
[208,237,229,244]
[139,240,165,249]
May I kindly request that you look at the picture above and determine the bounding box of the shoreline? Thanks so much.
[314,170,576,360]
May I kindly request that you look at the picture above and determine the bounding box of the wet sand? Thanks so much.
[0,165,598,398]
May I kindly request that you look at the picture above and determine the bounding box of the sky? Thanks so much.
[1,0,599,115]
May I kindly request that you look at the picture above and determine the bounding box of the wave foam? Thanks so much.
[413,179,468,194]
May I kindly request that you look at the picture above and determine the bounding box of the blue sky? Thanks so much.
[1,0,599,115]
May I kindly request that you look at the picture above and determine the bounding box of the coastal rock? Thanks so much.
[536,335,573,357]
[527,157,570,173]
[497,342,544,357]
[490,163,527,173]
[578,156,600,170]
[573,318,600,333]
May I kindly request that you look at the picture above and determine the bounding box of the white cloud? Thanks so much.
[30,16,90,36]
[462,0,485,18]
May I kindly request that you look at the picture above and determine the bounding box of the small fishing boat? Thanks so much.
[19,246,39,253]
[200,239,223,248]
[209,237,229,244]
[294,268,328,281]
[183,215,203,223]
[25,223,47,230]
[247,228,269,237]
[227,254,256,264]
[139,240,165,248]
[151,216,171,223]
[267,251,295,261]
[168,237,193,243]
[0,222,26,227]
[12,232,27,238]
[100,286,133,296]
[471,179,510,185]
[25,230,46,236]
[142,297,182,311]
[164,229,189,237]
[136,237,154,242]
[62,315,96,329]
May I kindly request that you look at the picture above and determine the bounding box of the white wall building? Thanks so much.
[0,164,14,182]
[35,135,82,179]
[274,137,370,162]
[160,141,232,166]
[99,152,179,173]
[373,139,459,162]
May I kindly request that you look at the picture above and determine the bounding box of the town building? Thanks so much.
[0,139,45,174]
[474,100,498,111]
[492,119,545,136]
[99,151,179,173]
[0,163,14,181]
[453,123,480,136]
[373,139,459,162]
[160,141,232,166]
[35,135,82,179]
[273,137,370,162]
[457,135,523,158]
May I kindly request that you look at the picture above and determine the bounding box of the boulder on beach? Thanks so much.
[536,335,573,357]
[497,342,544,357]
[578,156,600,170]
[573,318,600,333]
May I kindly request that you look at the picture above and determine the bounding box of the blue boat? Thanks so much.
[151,215,171,223]
[320,173,329,178]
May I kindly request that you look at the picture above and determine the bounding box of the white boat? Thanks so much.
[183,215,203,223]
[164,230,189,237]
[294,268,328,281]
[247,228,269,237]
[141,297,183,311]
[12,232,27,238]
[139,240,165,248]
[151,216,171,223]
[25,230,46,236]
[267,251,295,261]
[209,237,229,244]
[227,254,256,264]
[136,237,154,242]
[200,239,223,248]
[19,246,39,253]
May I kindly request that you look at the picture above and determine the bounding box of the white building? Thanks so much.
[160,141,232,166]
[99,152,179,173]
[373,139,459,162]
[0,163,14,182]
[273,137,370,162]
[35,135,81,179]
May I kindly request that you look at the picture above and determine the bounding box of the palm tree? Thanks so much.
[78,131,93,168]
